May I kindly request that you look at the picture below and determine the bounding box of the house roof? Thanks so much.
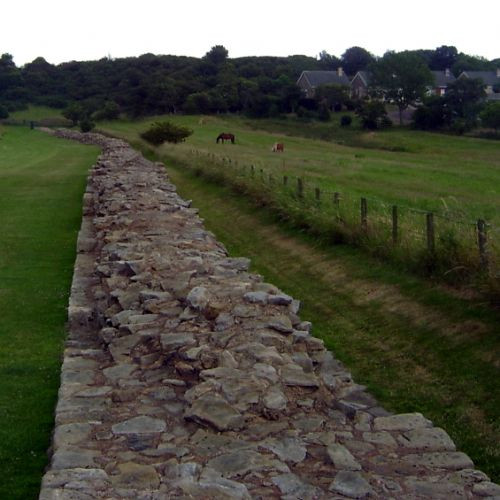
[431,70,456,87]
[460,71,500,86]
[352,71,371,85]
[298,70,350,88]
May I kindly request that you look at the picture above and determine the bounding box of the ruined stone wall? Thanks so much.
[39,130,499,499]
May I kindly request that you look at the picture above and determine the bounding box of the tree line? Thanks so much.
[0,45,498,128]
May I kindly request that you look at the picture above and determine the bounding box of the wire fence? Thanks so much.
[184,148,499,283]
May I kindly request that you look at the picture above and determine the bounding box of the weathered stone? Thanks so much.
[112,462,160,489]
[271,473,321,499]
[186,286,210,310]
[263,386,288,410]
[243,291,269,304]
[111,415,166,434]
[329,471,373,498]
[397,427,456,451]
[185,393,244,431]
[362,431,397,447]
[103,363,137,382]
[51,448,99,470]
[327,443,362,471]
[281,363,319,388]
[472,481,500,497]
[53,423,93,449]
[268,293,293,305]
[160,332,196,352]
[41,468,110,489]
[261,437,307,463]
[373,412,432,431]
[402,451,474,470]
[405,478,465,498]
[267,314,293,333]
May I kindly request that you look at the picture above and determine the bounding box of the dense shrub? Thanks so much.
[340,115,352,127]
[93,101,120,121]
[0,105,9,119]
[79,118,95,133]
[317,104,331,121]
[356,101,388,129]
[140,121,193,145]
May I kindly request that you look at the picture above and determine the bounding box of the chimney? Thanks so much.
[445,68,451,78]
[337,67,344,77]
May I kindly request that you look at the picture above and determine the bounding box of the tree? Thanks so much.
[444,78,486,132]
[203,45,228,66]
[479,102,500,134]
[318,51,341,70]
[140,121,193,145]
[412,96,447,130]
[315,84,350,111]
[356,101,390,129]
[340,46,375,76]
[452,53,494,75]
[429,45,458,71]
[93,101,120,121]
[62,103,86,126]
[370,51,433,125]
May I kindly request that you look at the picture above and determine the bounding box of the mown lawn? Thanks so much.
[0,126,99,499]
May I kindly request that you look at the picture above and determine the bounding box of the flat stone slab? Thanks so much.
[329,470,373,499]
[111,415,166,435]
[185,393,244,431]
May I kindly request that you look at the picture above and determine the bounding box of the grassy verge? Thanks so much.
[160,155,500,481]
[0,126,99,499]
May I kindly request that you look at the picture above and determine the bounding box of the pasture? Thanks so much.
[101,114,500,225]
[100,114,500,284]
[0,126,99,499]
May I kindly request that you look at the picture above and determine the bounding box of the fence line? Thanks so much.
[187,148,498,277]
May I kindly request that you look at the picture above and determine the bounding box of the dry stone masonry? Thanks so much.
[39,129,500,499]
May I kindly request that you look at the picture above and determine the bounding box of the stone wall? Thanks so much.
[39,129,499,499]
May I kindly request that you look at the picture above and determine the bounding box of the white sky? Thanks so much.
[2,0,499,66]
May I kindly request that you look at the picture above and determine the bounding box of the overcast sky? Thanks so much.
[3,0,499,66]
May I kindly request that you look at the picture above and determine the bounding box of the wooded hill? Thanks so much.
[0,45,499,119]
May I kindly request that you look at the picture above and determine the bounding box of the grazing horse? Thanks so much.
[216,133,235,144]
[272,142,284,152]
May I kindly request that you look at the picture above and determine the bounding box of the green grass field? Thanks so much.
[0,126,99,499]
[101,114,500,224]
[100,114,500,285]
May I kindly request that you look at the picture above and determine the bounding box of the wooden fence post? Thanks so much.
[283,175,288,186]
[392,205,398,245]
[269,173,274,184]
[361,198,368,233]
[297,178,304,199]
[251,165,255,178]
[260,168,264,180]
[477,219,489,273]
[426,212,435,253]
[315,187,321,202]
[333,193,340,221]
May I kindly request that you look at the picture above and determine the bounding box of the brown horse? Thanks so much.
[272,142,284,152]
[216,133,235,144]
